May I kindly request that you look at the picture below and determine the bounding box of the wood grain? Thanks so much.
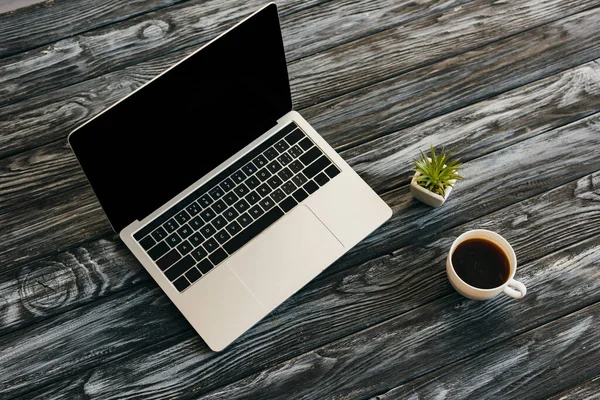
[1,0,598,160]
[21,231,600,400]
[370,302,600,400]
[303,7,600,150]
[546,375,600,400]
[4,59,599,214]
[0,0,465,108]
[3,167,598,398]
[0,0,189,57]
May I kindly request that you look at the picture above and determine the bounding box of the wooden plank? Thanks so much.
[2,161,599,397]
[370,304,600,400]
[19,229,600,400]
[0,0,189,57]
[546,375,600,400]
[1,1,599,160]
[0,0,466,108]
[4,59,599,213]
[303,7,600,150]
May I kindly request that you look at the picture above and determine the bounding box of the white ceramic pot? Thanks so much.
[409,171,455,207]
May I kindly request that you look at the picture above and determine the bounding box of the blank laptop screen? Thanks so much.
[68,4,291,232]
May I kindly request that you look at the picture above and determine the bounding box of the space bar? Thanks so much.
[224,207,284,255]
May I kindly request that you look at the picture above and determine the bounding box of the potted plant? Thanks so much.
[410,145,463,207]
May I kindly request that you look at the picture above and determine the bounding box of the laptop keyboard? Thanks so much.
[133,122,340,292]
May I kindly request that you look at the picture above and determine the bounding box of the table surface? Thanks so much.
[1,0,600,399]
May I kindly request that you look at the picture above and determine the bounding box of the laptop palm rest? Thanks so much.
[228,205,344,309]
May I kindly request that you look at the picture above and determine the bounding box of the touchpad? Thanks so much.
[228,205,344,310]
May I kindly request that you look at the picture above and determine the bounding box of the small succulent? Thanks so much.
[413,145,463,197]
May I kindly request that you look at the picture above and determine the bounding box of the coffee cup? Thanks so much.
[446,229,526,300]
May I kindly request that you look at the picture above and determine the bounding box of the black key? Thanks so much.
[282,181,297,195]
[304,180,319,194]
[224,207,239,222]
[267,175,283,189]
[175,210,190,225]
[292,173,308,187]
[259,197,275,211]
[164,218,179,233]
[148,241,169,260]
[165,255,195,281]
[237,213,253,227]
[242,162,257,176]
[203,238,219,253]
[271,188,286,202]
[224,207,284,254]
[211,199,227,214]
[189,232,204,247]
[185,267,202,283]
[191,246,208,261]
[325,165,341,179]
[220,178,235,192]
[292,188,309,203]
[234,198,250,213]
[209,248,228,265]
[198,194,213,207]
[151,226,167,241]
[304,156,331,179]
[177,224,192,239]
[233,183,249,197]
[315,171,330,186]
[166,233,182,247]
[200,224,217,238]
[278,167,293,182]
[186,201,201,216]
[210,186,225,199]
[256,168,271,182]
[288,160,303,174]
[256,183,272,197]
[285,128,304,145]
[189,216,203,230]
[223,192,239,206]
[245,175,261,190]
[197,259,214,274]
[212,216,227,230]
[249,204,264,219]
[173,276,190,291]
[156,249,181,271]
[299,147,321,166]
[275,139,290,152]
[264,147,279,160]
[288,144,303,158]
[246,191,261,205]
[140,235,156,250]
[177,240,193,255]
[280,196,297,212]
[225,221,242,236]
[200,208,216,223]
[298,137,313,151]
[215,230,231,244]
[277,153,292,166]
[266,160,282,174]
[253,154,268,168]
[232,170,246,184]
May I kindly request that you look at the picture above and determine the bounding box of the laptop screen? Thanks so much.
[68,4,292,232]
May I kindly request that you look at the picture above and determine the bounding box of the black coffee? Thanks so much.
[452,238,510,289]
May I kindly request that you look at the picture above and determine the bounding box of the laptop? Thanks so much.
[68,3,392,351]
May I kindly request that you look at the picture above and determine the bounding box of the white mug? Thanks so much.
[446,229,527,300]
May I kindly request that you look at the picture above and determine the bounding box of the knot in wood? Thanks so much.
[141,20,170,40]
[19,261,77,316]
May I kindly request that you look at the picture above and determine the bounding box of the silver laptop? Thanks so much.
[68,3,391,351]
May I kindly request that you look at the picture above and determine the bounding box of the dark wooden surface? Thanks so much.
[1,0,599,399]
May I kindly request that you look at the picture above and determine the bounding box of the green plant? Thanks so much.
[413,145,463,197]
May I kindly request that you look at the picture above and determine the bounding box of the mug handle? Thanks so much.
[503,279,527,299]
